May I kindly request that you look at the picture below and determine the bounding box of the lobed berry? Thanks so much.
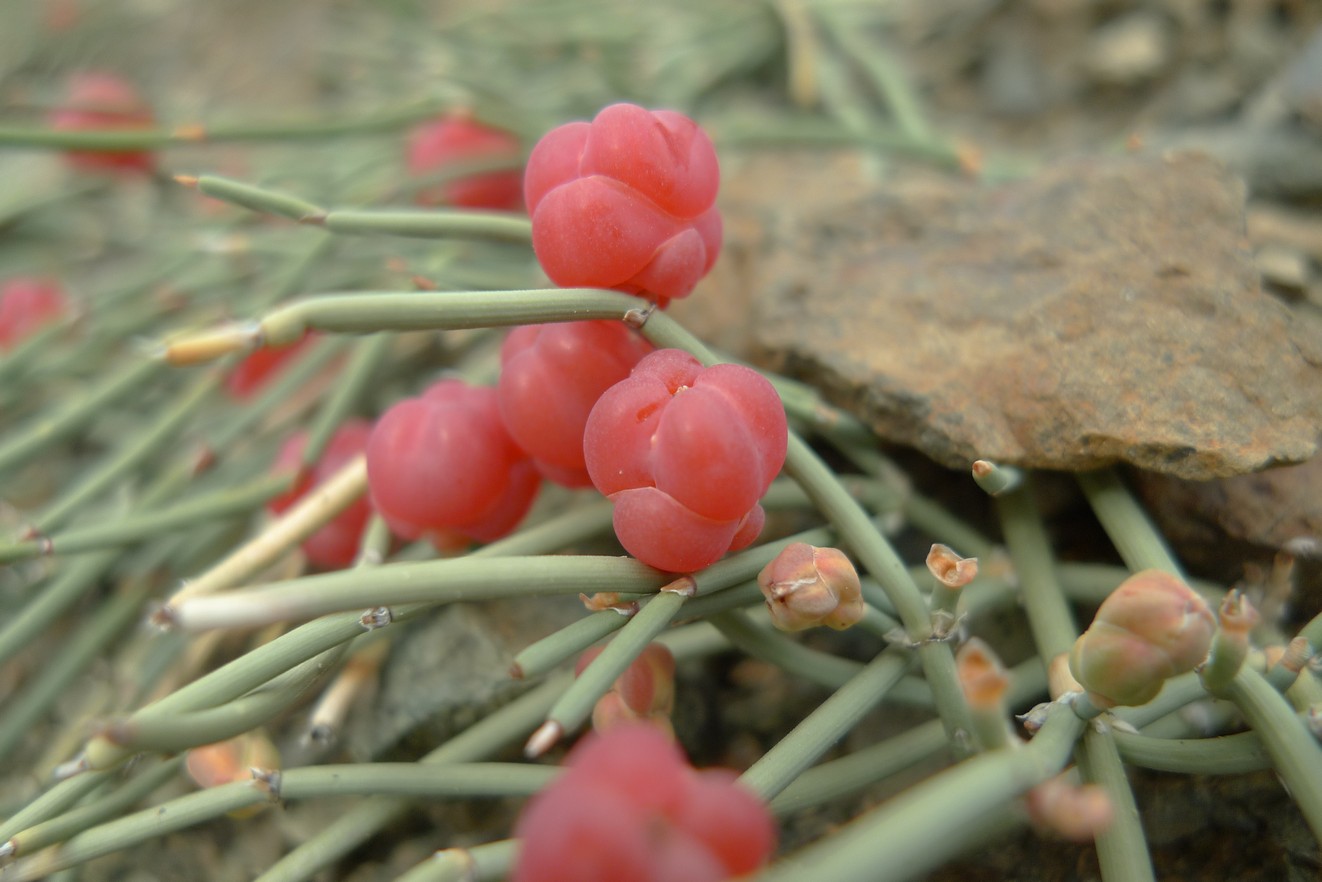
[512,725,776,882]
[406,113,523,210]
[268,420,374,569]
[524,103,722,308]
[48,72,156,175]
[497,320,654,487]
[0,276,68,350]
[583,349,786,572]
[758,542,864,632]
[366,379,539,548]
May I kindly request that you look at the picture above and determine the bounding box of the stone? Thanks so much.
[748,151,1322,480]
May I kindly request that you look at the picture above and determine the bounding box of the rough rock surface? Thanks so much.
[747,151,1322,479]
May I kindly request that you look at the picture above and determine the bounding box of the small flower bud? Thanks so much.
[1025,775,1114,842]
[1069,570,1216,708]
[956,638,1009,711]
[758,542,863,632]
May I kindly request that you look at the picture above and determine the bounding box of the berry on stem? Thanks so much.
[406,113,523,210]
[366,379,539,548]
[524,103,722,307]
[513,725,776,882]
[497,320,654,487]
[268,420,374,569]
[0,276,68,350]
[584,349,786,572]
[48,72,156,174]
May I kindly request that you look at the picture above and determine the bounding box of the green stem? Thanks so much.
[318,209,532,243]
[755,707,1087,882]
[0,550,119,670]
[1213,666,1322,841]
[1112,730,1271,774]
[0,772,111,844]
[1075,728,1155,882]
[541,588,690,744]
[165,555,669,632]
[711,609,861,689]
[4,764,558,878]
[0,357,160,479]
[396,840,517,882]
[739,649,912,801]
[1076,469,1183,576]
[0,472,294,564]
[995,478,1079,659]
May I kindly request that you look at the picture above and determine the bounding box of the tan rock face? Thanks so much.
[746,151,1322,479]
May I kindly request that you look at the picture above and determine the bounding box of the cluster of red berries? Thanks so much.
[513,725,776,882]
[268,103,785,575]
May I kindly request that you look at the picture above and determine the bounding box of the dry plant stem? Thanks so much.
[0,577,155,763]
[3,764,559,880]
[163,455,368,609]
[396,840,517,882]
[1076,728,1157,882]
[757,707,1089,882]
[1075,469,1184,576]
[739,648,912,801]
[306,635,389,745]
[0,357,159,478]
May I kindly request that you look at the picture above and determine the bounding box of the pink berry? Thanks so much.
[366,380,539,547]
[524,103,722,307]
[497,321,653,487]
[583,350,786,572]
[225,334,315,400]
[0,277,67,350]
[48,72,155,175]
[512,725,776,882]
[406,115,523,210]
[268,421,374,569]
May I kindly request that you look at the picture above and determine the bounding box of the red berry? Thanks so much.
[48,72,155,175]
[497,321,654,487]
[583,350,786,572]
[269,421,374,569]
[524,103,722,307]
[0,277,67,350]
[406,115,523,210]
[512,725,776,882]
[366,380,539,547]
[225,334,315,400]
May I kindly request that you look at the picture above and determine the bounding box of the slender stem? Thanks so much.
[318,209,532,243]
[1075,728,1155,882]
[396,840,517,882]
[0,550,119,670]
[1076,469,1183,576]
[166,555,668,632]
[1112,730,1271,774]
[0,357,159,478]
[739,649,912,801]
[755,708,1087,882]
[1213,666,1322,841]
[711,609,862,689]
[0,772,111,844]
[995,478,1079,660]
[540,589,690,746]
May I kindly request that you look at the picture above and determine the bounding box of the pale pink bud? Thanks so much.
[927,544,979,589]
[1025,776,1114,842]
[956,638,1010,711]
[758,542,863,632]
[1069,570,1216,708]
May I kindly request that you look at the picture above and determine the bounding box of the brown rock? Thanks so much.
[748,151,1322,480]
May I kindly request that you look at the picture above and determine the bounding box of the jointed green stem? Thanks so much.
[1076,728,1156,882]
[1076,469,1183,577]
[395,840,517,882]
[995,478,1079,660]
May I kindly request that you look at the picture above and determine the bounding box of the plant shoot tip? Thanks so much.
[524,720,563,758]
